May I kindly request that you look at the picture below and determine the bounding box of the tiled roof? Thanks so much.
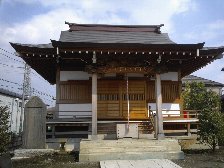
[11,43,53,48]
[59,31,175,44]
[0,88,22,99]
[9,23,224,84]
[182,75,224,87]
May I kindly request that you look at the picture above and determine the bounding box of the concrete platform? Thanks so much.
[79,139,184,161]
[100,159,182,168]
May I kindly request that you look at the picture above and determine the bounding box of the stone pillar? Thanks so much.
[23,96,46,148]
[92,73,97,139]
[155,73,165,139]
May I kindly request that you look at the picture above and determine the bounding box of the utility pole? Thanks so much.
[19,63,31,133]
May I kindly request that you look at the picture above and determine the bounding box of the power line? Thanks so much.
[32,88,55,98]
[0,84,55,106]
[0,62,50,86]
[32,92,54,103]
[0,62,23,69]
[0,71,24,75]
[0,78,54,98]
[0,84,21,91]
[0,78,22,86]
[31,71,50,83]
[0,52,24,63]
[0,64,25,75]
[0,60,49,83]
[0,48,55,108]
[0,47,21,57]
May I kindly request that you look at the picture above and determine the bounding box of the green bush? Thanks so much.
[198,108,224,151]
[182,82,207,110]
[0,106,11,154]
[182,82,224,151]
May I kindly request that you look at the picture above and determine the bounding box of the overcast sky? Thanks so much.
[0,0,224,105]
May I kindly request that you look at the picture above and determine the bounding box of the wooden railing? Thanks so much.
[161,110,200,136]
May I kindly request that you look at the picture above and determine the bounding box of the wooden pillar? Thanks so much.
[92,73,98,139]
[155,73,165,139]
[55,66,60,119]
[187,112,191,136]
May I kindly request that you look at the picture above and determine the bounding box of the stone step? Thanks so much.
[80,139,181,150]
[79,139,184,161]
[80,151,184,161]
[81,146,166,153]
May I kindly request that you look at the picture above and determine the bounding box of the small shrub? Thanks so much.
[0,106,11,154]
[198,108,224,151]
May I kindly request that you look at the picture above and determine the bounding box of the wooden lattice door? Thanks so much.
[98,80,147,119]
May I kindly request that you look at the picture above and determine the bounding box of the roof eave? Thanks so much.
[51,40,204,51]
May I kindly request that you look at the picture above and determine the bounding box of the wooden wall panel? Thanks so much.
[59,81,91,103]
[98,80,121,118]
[147,81,181,103]
[58,79,181,119]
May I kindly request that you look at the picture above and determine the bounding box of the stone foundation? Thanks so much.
[79,139,184,161]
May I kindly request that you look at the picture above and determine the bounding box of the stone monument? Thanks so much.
[23,96,46,149]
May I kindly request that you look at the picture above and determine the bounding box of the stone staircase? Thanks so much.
[79,139,184,161]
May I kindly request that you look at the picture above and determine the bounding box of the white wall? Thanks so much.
[148,103,180,116]
[161,72,178,81]
[0,94,22,133]
[206,87,222,95]
[60,71,90,81]
[59,103,92,119]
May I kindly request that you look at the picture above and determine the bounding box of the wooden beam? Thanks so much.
[155,73,165,139]
[97,66,153,74]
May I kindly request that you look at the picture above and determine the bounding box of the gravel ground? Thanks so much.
[12,148,224,168]
[13,149,56,158]
[173,148,224,168]
[12,153,100,168]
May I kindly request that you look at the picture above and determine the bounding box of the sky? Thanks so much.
[0,0,224,105]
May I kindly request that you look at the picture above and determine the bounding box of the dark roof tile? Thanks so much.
[59,31,175,44]
[11,43,53,48]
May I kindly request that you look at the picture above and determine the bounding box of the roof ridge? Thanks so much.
[65,22,164,33]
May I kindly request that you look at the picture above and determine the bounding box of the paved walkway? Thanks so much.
[100,159,182,168]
